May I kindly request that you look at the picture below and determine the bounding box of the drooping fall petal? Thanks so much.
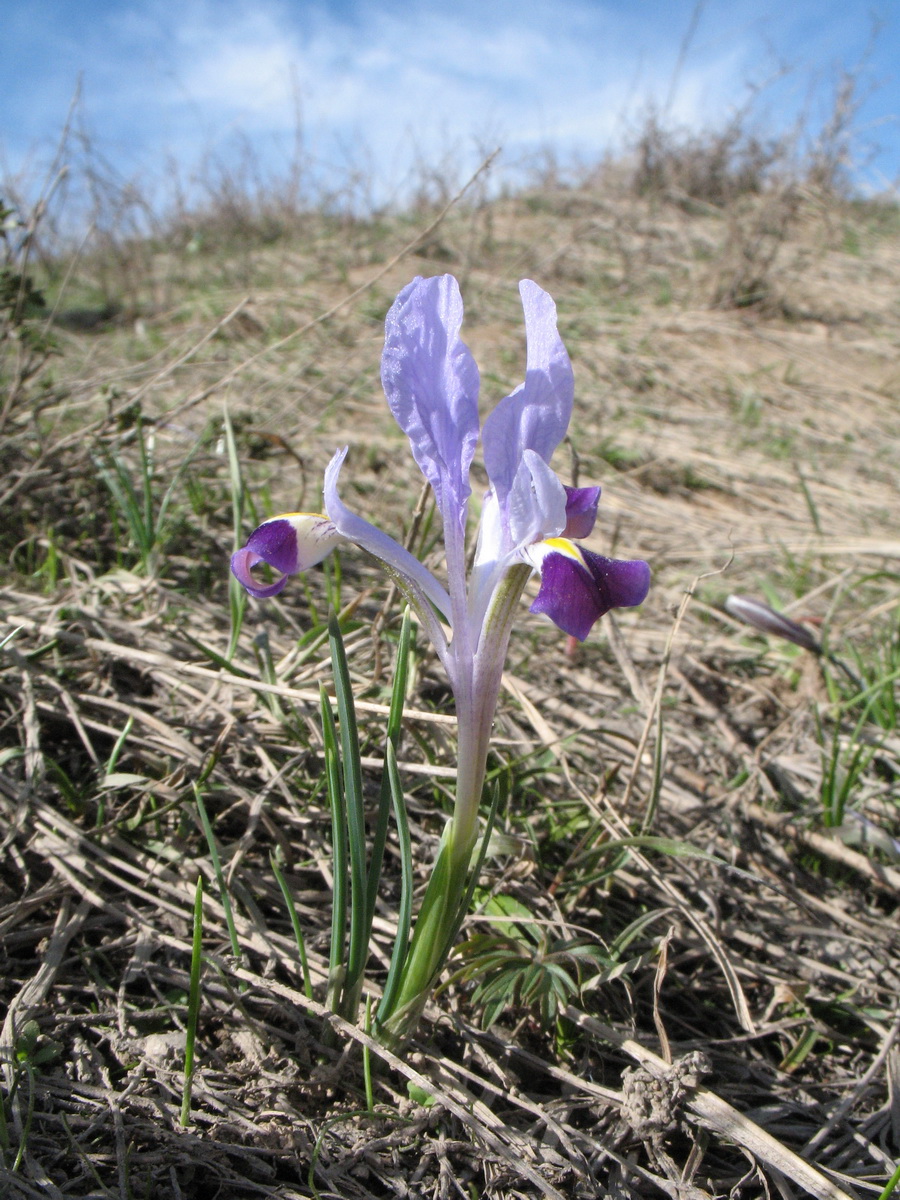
[230,514,344,599]
[528,539,650,641]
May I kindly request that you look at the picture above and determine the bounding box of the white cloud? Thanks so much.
[2,0,896,202]
[140,0,706,188]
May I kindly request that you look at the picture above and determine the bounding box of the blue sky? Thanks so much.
[3,0,898,210]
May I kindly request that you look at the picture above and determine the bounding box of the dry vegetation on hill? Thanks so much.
[1,134,899,1198]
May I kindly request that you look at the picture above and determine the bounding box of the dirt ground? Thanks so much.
[1,177,899,1197]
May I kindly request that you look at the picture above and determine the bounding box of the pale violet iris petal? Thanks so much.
[323,447,452,621]
[528,539,650,641]
[506,449,568,550]
[468,488,505,617]
[468,453,568,640]
[471,489,504,572]
[380,275,480,533]
[231,514,344,600]
[482,280,574,504]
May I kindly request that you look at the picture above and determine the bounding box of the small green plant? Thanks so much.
[312,607,428,1037]
[96,414,201,575]
[816,715,876,829]
[843,606,900,733]
[449,893,608,1030]
[1,1019,63,1172]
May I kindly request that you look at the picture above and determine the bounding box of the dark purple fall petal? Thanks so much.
[562,486,601,540]
[582,548,651,609]
[230,518,300,599]
[530,547,650,641]
[246,519,301,575]
[230,548,290,599]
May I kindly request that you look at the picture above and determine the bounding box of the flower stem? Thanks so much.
[375,563,531,1046]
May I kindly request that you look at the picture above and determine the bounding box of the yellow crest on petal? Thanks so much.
[542,537,586,566]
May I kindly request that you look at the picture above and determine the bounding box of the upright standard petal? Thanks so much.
[231,514,343,599]
[380,275,480,532]
[528,539,650,641]
[482,280,574,504]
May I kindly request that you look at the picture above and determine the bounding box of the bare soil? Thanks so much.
[1,181,898,1198]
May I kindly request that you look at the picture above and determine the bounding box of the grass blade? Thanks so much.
[270,852,313,1000]
[104,714,134,777]
[194,784,241,964]
[364,608,413,934]
[375,740,414,1026]
[320,683,348,1016]
[180,874,204,1127]
[363,996,375,1112]
[328,615,367,1021]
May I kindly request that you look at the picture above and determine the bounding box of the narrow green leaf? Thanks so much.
[182,632,254,678]
[328,615,367,1021]
[363,996,374,1113]
[878,1158,900,1200]
[194,784,241,965]
[104,714,133,776]
[270,853,313,1000]
[320,683,348,1016]
[365,609,413,934]
[477,892,541,944]
[180,874,203,1127]
[592,834,723,861]
[376,740,413,1026]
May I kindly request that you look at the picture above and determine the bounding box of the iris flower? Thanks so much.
[232,275,649,1036]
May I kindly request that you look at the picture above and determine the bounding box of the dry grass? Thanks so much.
[1,166,899,1198]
